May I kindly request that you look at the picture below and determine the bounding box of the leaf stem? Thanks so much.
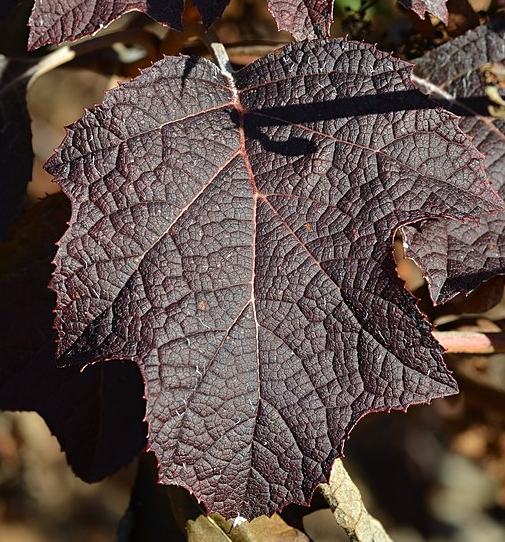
[226,42,285,64]
[202,28,234,78]
[433,331,505,354]
[319,460,393,542]
[26,46,75,89]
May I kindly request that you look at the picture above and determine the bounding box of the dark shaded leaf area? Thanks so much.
[27,0,230,50]
[404,20,505,304]
[47,39,501,518]
[267,0,333,40]
[0,0,19,25]
[397,0,448,24]
[0,193,147,481]
[0,54,34,239]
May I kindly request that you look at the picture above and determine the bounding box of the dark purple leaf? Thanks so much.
[47,39,501,518]
[0,55,33,239]
[397,0,448,24]
[0,193,147,481]
[27,0,231,50]
[404,20,505,304]
[193,0,231,29]
[267,0,333,40]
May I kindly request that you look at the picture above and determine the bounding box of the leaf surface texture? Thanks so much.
[48,39,501,517]
[27,0,230,49]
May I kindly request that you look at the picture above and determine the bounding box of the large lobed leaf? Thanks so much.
[404,20,505,304]
[0,193,147,481]
[47,39,501,518]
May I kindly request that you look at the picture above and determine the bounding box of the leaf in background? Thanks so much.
[115,453,187,542]
[404,20,505,304]
[0,193,147,481]
[397,0,448,24]
[47,39,500,518]
[0,55,34,239]
[267,0,333,40]
[27,0,232,50]
[27,0,332,48]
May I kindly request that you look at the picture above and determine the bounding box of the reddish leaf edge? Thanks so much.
[45,38,501,519]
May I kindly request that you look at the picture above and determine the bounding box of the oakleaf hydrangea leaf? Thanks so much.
[397,0,448,24]
[0,193,147,481]
[27,0,231,50]
[47,39,501,518]
[404,20,505,304]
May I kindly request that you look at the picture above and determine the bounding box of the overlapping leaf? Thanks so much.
[0,193,147,481]
[27,0,231,50]
[404,20,505,304]
[397,0,448,23]
[47,39,501,518]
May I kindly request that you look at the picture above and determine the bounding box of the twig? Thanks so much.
[433,331,505,354]
[27,28,159,89]
[319,460,393,542]
[200,28,234,78]
[227,43,285,65]
[26,45,75,89]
